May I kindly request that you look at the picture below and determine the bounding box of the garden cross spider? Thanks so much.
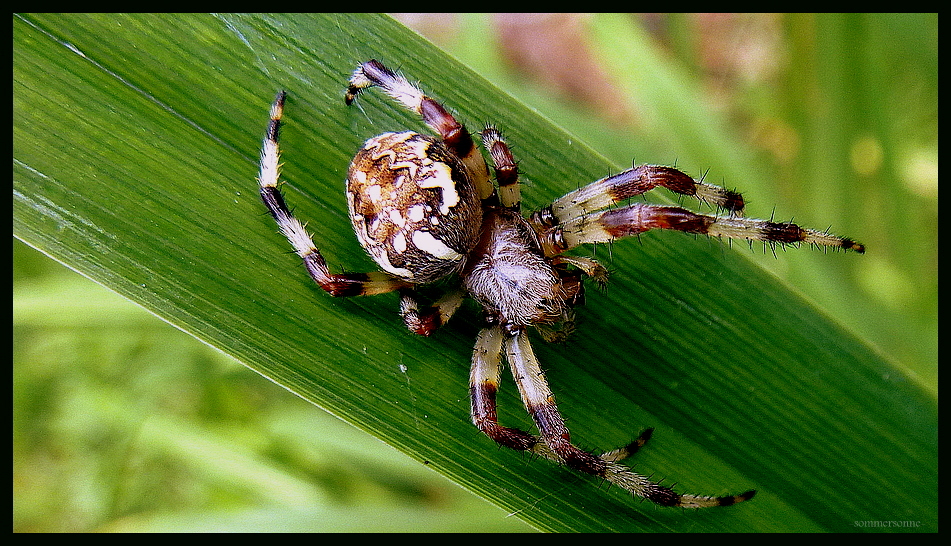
[257,60,864,509]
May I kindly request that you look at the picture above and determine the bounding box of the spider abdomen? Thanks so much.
[347,131,482,284]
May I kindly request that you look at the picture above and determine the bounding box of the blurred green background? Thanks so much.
[14,14,936,532]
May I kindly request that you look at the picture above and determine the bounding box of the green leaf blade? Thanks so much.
[15,13,936,532]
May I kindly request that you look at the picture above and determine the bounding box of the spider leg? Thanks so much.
[532,164,746,230]
[345,60,495,202]
[470,326,541,451]
[400,286,467,336]
[480,125,521,210]
[598,427,655,463]
[504,329,756,508]
[258,91,412,297]
[551,255,609,287]
[540,202,865,255]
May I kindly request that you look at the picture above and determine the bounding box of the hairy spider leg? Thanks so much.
[545,202,866,255]
[531,165,864,255]
[346,59,496,203]
[399,286,467,336]
[480,125,521,210]
[258,91,413,297]
[532,165,746,234]
[470,326,541,451]
[598,427,655,463]
[550,255,610,288]
[478,328,757,508]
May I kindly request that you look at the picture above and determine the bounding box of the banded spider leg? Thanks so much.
[531,166,865,257]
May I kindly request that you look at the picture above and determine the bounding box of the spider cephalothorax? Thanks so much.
[257,60,864,509]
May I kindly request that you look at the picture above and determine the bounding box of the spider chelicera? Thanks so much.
[257,59,864,509]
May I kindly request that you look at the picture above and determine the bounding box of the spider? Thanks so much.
[257,59,864,509]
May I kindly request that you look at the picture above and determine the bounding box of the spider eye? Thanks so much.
[346,131,482,284]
